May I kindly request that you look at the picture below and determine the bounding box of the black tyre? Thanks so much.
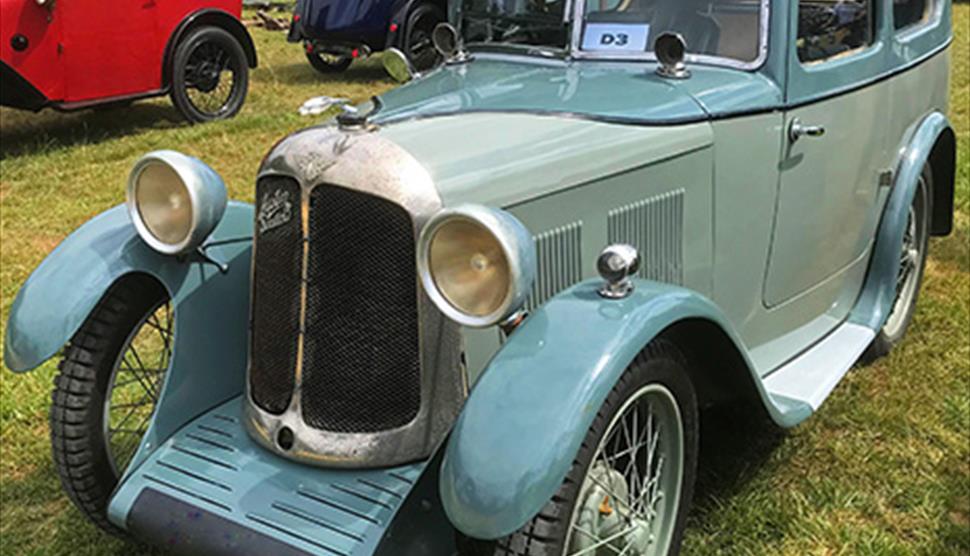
[460,339,699,556]
[864,163,933,361]
[170,26,249,123]
[306,47,353,74]
[402,2,445,71]
[50,277,172,534]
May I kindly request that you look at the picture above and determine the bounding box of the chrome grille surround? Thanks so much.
[245,125,465,468]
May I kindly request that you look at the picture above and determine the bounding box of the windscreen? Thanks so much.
[458,0,571,51]
[580,0,764,63]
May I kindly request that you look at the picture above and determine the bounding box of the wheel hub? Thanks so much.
[192,62,221,92]
[572,464,657,555]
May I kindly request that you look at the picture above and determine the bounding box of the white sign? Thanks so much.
[581,23,650,52]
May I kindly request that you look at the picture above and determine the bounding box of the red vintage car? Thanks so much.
[0,0,257,122]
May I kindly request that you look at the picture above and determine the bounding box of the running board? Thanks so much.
[762,322,875,423]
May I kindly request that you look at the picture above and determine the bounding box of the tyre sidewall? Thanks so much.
[49,280,168,533]
[305,49,353,73]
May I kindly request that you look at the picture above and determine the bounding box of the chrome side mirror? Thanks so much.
[383,47,416,83]
[432,22,471,64]
[654,32,690,79]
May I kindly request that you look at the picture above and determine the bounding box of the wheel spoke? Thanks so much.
[105,300,173,474]
[570,525,639,556]
[567,385,684,556]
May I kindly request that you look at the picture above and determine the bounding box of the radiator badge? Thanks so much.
[258,189,294,234]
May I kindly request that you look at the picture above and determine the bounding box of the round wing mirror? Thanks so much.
[383,47,416,83]
[654,32,690,79]
[432,23,460,58]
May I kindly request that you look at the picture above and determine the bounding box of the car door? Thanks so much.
[764,0,891,308]
[58,0,159,102]
[1,0,64,103]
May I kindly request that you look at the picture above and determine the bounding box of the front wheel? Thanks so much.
[49,277,172,533]
[170,26,249,123]
[306,48,353,74]
[462,339,699,556]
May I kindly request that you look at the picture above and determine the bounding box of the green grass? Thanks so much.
[1,7,967,555]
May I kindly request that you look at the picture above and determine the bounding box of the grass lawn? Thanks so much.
[1,6,967,556]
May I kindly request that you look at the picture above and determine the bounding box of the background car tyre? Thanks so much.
[458,339,699,556]
[305,49,353,74]
[49,277,172,534]
[403,2,445,71]
[864,163,933,361]
[170,26,249,123]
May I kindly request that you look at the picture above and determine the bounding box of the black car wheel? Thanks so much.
[459,339,699,556]
[403,2,445,71]
[306,47,353,74]
[170,26,249,123]
[50,276,172,534]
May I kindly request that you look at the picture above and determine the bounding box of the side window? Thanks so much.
[893,0,932,30]
[797,0,874,63]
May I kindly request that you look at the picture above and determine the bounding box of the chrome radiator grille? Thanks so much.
[301,185,422,433]
[249,176,302,415]
[245,127,466,468]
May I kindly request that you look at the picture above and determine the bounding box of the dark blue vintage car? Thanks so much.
[288,0,446,73]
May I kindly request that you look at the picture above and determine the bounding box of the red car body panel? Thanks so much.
[1,0,243,107]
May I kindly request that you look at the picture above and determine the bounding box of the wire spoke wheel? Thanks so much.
[565,384,685,556]
[171,26,249,123]
[184,40,240,117]
[104,300,173,475]
[882,172,929,339]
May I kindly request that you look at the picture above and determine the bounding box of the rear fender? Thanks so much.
[5,202,253,471]
[439,279,798,539]
[851,111,953,330]
[162,9,258,87]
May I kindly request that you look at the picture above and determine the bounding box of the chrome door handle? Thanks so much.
[789,118,826,143]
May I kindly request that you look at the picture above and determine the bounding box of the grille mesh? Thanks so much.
[301,185,422,433]
[249,176,302,414]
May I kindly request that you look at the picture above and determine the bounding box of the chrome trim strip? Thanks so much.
[246,125,465,468]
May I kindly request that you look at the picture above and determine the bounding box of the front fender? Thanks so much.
[440,279,787,539]
[4,201,252,372]
[851,111,952,330]
[6,201,253,474]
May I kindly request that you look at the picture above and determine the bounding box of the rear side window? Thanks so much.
[797,0,874,63]
[893,0,932,30]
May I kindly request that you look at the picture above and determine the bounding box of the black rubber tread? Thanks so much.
[864,162,934,362]
[458,339,700,556]
[170,26,249,123]
[305,50,353,74]
[49,276,168,535]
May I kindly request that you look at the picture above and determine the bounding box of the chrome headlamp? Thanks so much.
[126,150,227,255]
[418,204,536,328]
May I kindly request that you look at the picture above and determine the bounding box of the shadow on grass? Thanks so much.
[266,62,392,87]
[1,455,161,555]
[690,402,786,513]
[929,226,970,271]
[0,103,182,161]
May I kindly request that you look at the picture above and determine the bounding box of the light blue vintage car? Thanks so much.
[4,0,956,554]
